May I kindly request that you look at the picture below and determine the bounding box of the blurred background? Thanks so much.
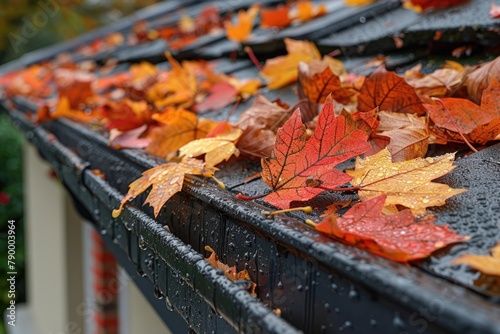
[0,1,159,333]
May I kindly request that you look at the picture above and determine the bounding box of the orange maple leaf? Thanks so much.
[225,6,259,43]
[357,66,426,115]
[298,58,357,105]
[260,38,321,89]
[147,53,198,108]
[261,96,371,209]
[454,243,500,276]
[146,108,219,158]
[316,195,467,262]
[112,158,216,218]
[295,1,327,22]
[260,5,292,28]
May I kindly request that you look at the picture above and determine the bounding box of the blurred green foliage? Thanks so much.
[0,112,25,334]
[0,0,159,64]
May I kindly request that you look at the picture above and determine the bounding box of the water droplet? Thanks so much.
[277,281,283,289]
[165,296,174,311]
[393,313,405,330]
[370,319,377,327]
[124,220,134,231]
[348,287,359,300]
[138,235,147,250]
[154,287,164,299]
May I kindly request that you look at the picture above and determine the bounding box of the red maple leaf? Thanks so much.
[261,95,371,209]
[358,66,426,115]
[316,195,467,262]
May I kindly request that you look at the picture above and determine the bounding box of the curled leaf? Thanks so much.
[179,124,242,166]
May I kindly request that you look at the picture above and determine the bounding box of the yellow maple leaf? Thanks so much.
[454,243,500,276]
[225,5,259,43]
[179,125,242,166]
[112,158,216,218]
[348,148,466,215]
[260,38,321,89]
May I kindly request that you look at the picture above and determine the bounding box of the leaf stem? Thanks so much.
[236,192,267,200]
[432,97,478,153]
[304,219,318,227]
[244,46,263,70]
[262,206,313,218]
[211,175,226,190]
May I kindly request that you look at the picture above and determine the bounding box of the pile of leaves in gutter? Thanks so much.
[1,1,499,289]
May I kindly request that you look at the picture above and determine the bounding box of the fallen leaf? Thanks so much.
[464,56,500,103]
[295,1,327,22]
[179,124,243,166]
[260,38,321,89]
[51,96,99,123]
[298,59,357,105]
[103,99,151,131]
[261,96,371,209]
[195,82,238,112]
[225,6,259,43]
[148,53,197,108]
[377,111,429,161]
[426,78,500,145]
[321,198,352,218]
[403,0,466,12]
[237,127,276,158]
[345,0,376,5]
[260,5,292,28]
[405,62,465,97]
[109,124,151,149]
[205,245,256,296]
[348,148,466,215]
[55,69,95,108]
[113,158,216,218]
[146,108,218,158]
[454,243,500,276]
[316,195,467,262]
[358,66,426,115]
[237,95,292,131]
